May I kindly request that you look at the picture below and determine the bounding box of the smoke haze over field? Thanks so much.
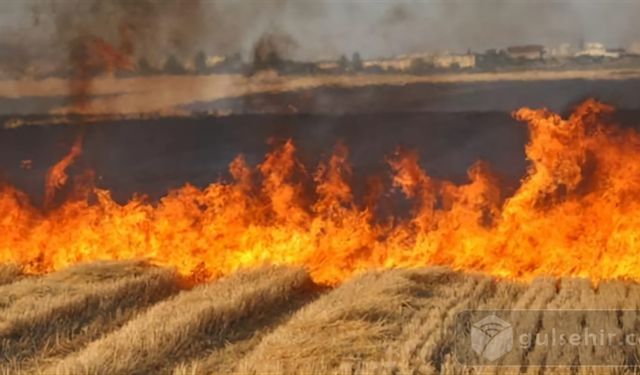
[0,0,640,67]
[0,0,640,115]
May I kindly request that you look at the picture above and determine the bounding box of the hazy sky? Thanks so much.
[0,0,639,62]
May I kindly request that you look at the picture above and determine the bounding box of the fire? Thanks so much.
[44,136,83,208]
[1,99,640,285]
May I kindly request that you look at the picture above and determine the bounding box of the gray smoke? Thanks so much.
[1,0,640,70]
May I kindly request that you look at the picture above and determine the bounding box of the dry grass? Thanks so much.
[455,278,640,375]
[237,268,424,374]
[0,260,182,374]
[170,326,278,375]
[367,269,488,375]
[413,276,526,375]
[51,266,316,375]
[0,262,638,374]
[0,263,22,286]
[169,285,317,375]
[475,277,557,374]
[237,267,516,374]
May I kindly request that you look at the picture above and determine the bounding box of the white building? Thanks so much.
[362,57,413,71]
[575,43,620,58]
[429,53,476,69]
[546,43,576,58]
[506,45,545,60]
[363,52,475,72]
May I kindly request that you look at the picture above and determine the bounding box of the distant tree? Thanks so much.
[351,52,363,71]
[251,32,295,73]
[363,65,385,74]
[163,54,186,75]
[214,53,247,74]
[194,50,208,75]
[408,58,433,75]
[477,49,511,71]
[338,54,349,72]
[266,51,282,68]
[137,57,154,76]
[253,50,282,72]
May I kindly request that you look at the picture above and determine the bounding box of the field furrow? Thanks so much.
[0,260,182,373]
[238,267,494,374]
[523,279,588,373]
[50,266,316,375]
[614,282,640,370]
[438,277,528,374]
[1,263,639,374]
[387,269,491,374]
[492,278,557,373]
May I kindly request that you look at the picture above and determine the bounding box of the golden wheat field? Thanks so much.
[1,261,640,374]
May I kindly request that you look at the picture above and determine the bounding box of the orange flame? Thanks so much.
[44,136,83,209]
[1,99,640,285]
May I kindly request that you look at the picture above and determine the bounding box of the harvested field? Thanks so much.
[3,261,640,374]
[0,264,22,286]
[3,69,640,116]
[0,260,183,374]
[52,266,317,375]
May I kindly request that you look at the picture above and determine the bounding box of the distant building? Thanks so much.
[362,57,413,71]
[429,53,475,69]
[607,48,627,56]
[506,45,545,60]
[546,43,576,58]
[362,52,475,72]
[575,43,620,58]
[317,61,339,70]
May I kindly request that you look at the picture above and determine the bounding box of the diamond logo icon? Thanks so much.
[471,314,513,361]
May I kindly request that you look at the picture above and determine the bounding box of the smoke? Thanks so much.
[251,32,298,70]
[24,0,324,66]
[3,0,640,67]
[0,0,639,117]
[42,0,207,65]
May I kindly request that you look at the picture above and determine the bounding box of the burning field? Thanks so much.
[5,1,640,373]
[2,99,640,373]
[2,99,639,284]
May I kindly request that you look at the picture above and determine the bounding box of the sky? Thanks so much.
[0,0,639,63]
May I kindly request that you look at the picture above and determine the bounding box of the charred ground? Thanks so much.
[2,79,640,204]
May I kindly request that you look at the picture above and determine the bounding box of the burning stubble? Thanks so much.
[43,134,83,209]
[1,100,640,285]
